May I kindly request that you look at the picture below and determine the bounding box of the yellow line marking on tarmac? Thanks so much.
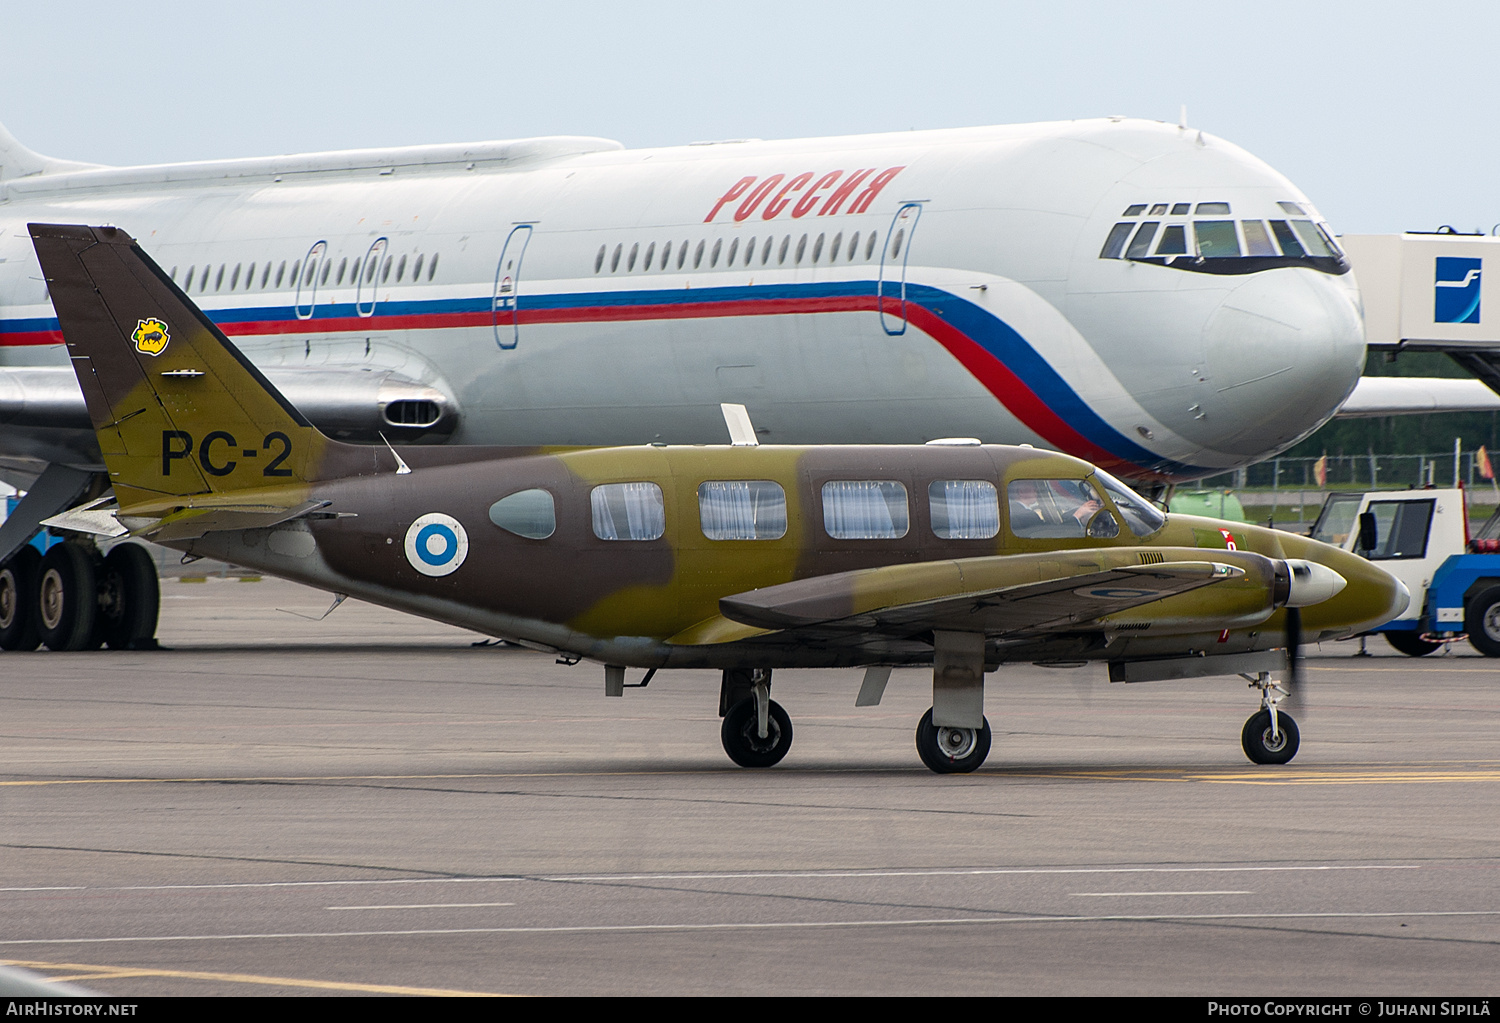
[3,958,512,996]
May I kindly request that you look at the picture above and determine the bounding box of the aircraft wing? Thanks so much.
[1335,375,1500,417]
[709,547,1266,646]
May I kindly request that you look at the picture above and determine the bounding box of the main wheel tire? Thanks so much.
[1386,631,1440,657]
[0,546,43,652]
[914,708,992,774]
[1465,586,1500,658]
[99,544,160,650]
[720,697,793,768]
[37,544,101,652]
[1241,709,1300,765]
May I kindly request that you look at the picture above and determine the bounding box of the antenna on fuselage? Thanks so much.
[720,403,759,447]
[1178,105,1188,129]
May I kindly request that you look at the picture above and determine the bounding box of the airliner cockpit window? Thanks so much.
[1100,208,1348,276]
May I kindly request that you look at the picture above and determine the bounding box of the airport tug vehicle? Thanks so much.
[1311,487,1500,657]
[18,224,1408,773]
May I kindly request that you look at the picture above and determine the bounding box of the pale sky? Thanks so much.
[3,0,1496,236]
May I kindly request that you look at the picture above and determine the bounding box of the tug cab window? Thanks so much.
[698,481,787,540]
[591,483,665,541]
[1008,479,1115,539]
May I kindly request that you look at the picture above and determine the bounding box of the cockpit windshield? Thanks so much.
[1099,201,1348,276]
[1092,469,1167,537]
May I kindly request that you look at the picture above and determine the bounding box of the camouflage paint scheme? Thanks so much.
[31,224,1407,675]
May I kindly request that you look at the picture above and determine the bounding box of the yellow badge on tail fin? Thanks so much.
[131,317,170,357]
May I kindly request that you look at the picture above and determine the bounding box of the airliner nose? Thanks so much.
[1200,271,1364,457]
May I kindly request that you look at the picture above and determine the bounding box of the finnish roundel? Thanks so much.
[404,513,469,577]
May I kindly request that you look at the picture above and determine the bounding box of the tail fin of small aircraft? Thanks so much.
[29,223,334,511]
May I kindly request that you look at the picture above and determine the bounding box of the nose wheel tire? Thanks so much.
[37,543,101,653]
[0,546,43,652]
[915,708,992,774]
[1241,709,1300,765]
[721,697,793,768]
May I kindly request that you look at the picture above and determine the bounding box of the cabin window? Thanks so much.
[795,234,807,264]
[761,236,773,264]
[214,265,225,291]
[489,489,556,540]
[591,482,666,541]
[169,266,177,281]
[660,241,672,269]
[1092,469,1166,537]
[230,264,242,290]
[744,237,756,266]
[677,241,689,269]
[725,238,738,266]
[864,233,878,260]
[1197,202,1233,215]
[699,481,787,541]
[428,253,439,280]
[643,242,656,271]
[1007,479,1108,539]
[693,240,705,269]
[1194,221,1241,258]
[847,232,860,261]
[1171,203,1191,216]
[396,254,408,282]
[778,235,790,264]
[334,258,346,285]
[184,267,195,290]
[321,259,332,285]
[829,232,843,262]
[381,256,393,283]
[711,238,722,268]
[289,261,301,289]
[822,480,909,540]
[627,244,639,272]
[889,228,905,260]
[246,262,257,288]
[611,244,623,272]
[929,480,1000,540]
[812,233,825,263]
[414,254,425,280]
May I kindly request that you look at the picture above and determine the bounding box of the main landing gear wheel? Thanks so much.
[1386,631,1440,657]
[721,697,793,768]
[37,543,101,652]
[0,546,43,652]
[1465,586,1500,658]
[99,544,160,650]
[915,708,992,774]
[1241,709,1300,765]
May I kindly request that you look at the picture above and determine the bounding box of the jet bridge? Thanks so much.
[1342,231,1500,395]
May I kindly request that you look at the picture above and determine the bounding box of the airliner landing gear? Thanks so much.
[37,543,101,652]
[0,546,43,651]
[98,544,160,650]
[720,669,792,768]
[1241,672,1299,765]
[915,708,992,774]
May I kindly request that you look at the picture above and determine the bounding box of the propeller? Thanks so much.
[1282,605,1304,713]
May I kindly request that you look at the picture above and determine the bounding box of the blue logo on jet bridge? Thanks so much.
[1435,256,1482,324]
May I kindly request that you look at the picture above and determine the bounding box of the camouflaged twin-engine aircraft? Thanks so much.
[25,224,1409,773]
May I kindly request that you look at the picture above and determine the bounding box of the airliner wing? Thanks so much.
[1335,375,1500,417]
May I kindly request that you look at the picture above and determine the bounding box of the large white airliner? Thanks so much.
[0,115,1366,495]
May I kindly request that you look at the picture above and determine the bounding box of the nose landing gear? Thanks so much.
[1241,671,1299,765]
